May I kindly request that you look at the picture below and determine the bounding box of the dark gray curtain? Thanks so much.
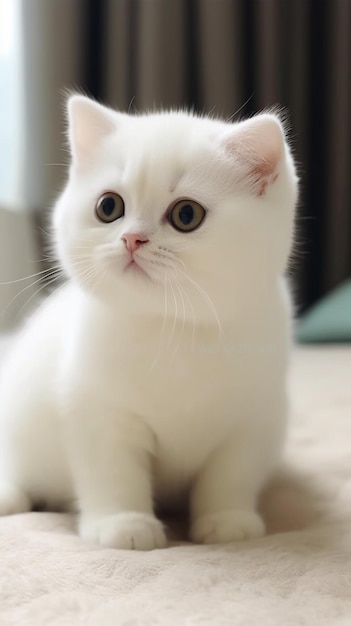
[21,0,351,312]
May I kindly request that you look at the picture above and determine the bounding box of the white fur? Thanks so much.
[0,97,298,549]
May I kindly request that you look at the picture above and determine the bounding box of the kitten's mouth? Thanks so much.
[125,258,148,278]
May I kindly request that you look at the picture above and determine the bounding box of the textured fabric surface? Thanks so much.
[297,280,351,343]
[0,346,351,625]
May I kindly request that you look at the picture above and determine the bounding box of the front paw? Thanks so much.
[191,510,265,544]
[79,512,167,550]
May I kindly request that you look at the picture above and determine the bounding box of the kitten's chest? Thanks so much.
[67,307,281,488]
[85,317,255,436]
[114,329,238,479]
[71,305,278,435]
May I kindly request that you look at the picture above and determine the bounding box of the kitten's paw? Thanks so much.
[79,512,167,550]
[0,483,31,515]
[191,510,265,544]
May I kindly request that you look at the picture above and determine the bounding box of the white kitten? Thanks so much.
[0,96,297,549]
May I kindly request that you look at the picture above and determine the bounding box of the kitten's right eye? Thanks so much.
[95,193,125,223]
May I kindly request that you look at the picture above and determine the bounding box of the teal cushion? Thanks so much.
[296,280,351,343]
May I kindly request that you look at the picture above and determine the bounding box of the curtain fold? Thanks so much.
[4,0,350,316]
[195,0,244,117]
[325,0,351,292]
[21,0,87,210]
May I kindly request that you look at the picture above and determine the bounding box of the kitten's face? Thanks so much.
[54,97,297,311]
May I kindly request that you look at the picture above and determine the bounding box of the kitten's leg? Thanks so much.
[65,408,166,550]
[190,436,274,544]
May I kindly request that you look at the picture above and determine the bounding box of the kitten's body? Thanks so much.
[0,99,297,549]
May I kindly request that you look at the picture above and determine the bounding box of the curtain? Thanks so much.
[1,0,350,327]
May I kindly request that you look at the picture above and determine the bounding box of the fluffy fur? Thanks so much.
[0,96,298,549]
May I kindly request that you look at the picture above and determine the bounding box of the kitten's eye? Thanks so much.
[168,200,206,232]
[95,193,125,223]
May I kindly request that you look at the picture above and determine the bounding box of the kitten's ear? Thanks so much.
[67,95,118,166]
[222,114,285,197]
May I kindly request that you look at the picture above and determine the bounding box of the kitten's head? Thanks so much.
[54,95,297,314]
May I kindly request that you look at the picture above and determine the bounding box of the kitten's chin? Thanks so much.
[124,259,150,279]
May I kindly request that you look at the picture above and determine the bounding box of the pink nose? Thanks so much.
[122,233,149,254]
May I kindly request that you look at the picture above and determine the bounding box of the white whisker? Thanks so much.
[160,272,169,345]
[149,272,169,373]
[170,271,186,359]
[174,269,196,352]
[177,267,222,338]
[88,266,103,298]
[167,275,178,354]
[0,266,62,286]
[0,269,63,318]
[16,274,63,320]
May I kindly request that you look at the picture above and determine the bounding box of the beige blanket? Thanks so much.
[1,346,351,625]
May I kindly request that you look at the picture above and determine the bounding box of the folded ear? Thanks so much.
[67,95,119,166]
[222,114,286,197]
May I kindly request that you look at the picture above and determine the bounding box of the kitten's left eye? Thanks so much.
[95,193,125,223]
[168,199,206,232]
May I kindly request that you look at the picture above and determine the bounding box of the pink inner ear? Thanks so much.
[68,95,117,166]
[252,162,280,198]
[223,115,284,197]
[252,158,276,178]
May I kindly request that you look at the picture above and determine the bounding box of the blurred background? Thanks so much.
[0,0,350,333]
